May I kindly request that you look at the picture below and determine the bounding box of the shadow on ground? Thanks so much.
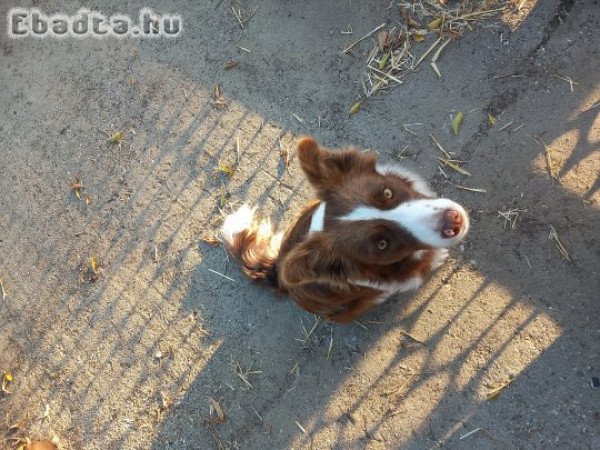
[0,0,597,449]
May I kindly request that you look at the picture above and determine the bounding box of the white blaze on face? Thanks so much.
[340,198,469,248]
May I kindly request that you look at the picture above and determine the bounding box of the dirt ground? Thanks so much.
[0,0,598,449]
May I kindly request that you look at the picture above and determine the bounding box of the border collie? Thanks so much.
[221,137,469,323]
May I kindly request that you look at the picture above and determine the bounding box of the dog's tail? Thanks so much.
[221,205,282,286]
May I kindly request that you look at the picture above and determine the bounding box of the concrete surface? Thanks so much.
[0,0,598,449]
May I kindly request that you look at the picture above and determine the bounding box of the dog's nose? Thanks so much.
[441,209,463,238]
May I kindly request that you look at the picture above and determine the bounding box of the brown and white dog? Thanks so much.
[221,137,469,323]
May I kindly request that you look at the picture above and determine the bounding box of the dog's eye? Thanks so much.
[378,240,388,250]
[383,188,393,199]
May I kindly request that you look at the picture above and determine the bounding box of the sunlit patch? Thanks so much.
[500,0,541,31]
[0,67,306,448]
[531,129,600,204]
[290,266,560,447]
[570,85,600,121]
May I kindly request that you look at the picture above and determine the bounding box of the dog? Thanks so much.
[221,137,469,323]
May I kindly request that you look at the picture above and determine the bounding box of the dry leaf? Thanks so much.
[223,60,239,69]
[428,18,442,30]
[412,32,426,42]
[209,397,225,422]
[488,113,496,127]
[201,235,220,246]
[387,29,403,49]
[349,100,362,115]
[451,111,464,135]
[377,30,389,51]
[69,178,83,199]
[401,11,422,29]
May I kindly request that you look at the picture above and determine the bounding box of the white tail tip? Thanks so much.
[221,204,256,245]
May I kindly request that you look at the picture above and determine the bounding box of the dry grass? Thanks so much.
[350,0,505,103]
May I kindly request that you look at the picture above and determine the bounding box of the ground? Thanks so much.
[0,0,598,449]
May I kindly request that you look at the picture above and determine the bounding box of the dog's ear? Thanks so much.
[297,137,376,196]
[279,234,355,288]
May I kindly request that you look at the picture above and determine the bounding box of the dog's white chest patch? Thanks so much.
[352,277,424,303]
[309,201,326,235]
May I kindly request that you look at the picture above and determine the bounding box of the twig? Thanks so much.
[382,374,414,396]
[453,185,487,193]
[497,121,514,131]
[459,428,482,440]
[207,268,236,282]
[399,329,427,345]
[343,23,387,54]
[436,157,471,176]
[295,421,307,434]
[430,38,452,78]
[549,225,570,261]
[551,73,579,92]
[353,320,369,330]
[430,133,452,159]
[413,36,443,69]
[250,406,263,422]
[532,135,557,180]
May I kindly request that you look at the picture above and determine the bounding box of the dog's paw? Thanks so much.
[431,248,449,270]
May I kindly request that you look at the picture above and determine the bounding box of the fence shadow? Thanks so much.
[0,0,597,449]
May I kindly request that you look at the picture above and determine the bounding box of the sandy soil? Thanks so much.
[0,0,598,449]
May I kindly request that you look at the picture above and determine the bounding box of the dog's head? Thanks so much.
[292,137,469,271]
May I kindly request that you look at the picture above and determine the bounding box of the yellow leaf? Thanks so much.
[412,32,426,42]
[488,113,496,127]
[451,111,464,135]
[5,373,13,382]
[218,161,235,178]
[69,178,83,199]
[201,235,220,246]
[428,18,442,30]
[209,397,225,421]
[349,101,362,115]
[90,256,99,274]
[108,131,122,144]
